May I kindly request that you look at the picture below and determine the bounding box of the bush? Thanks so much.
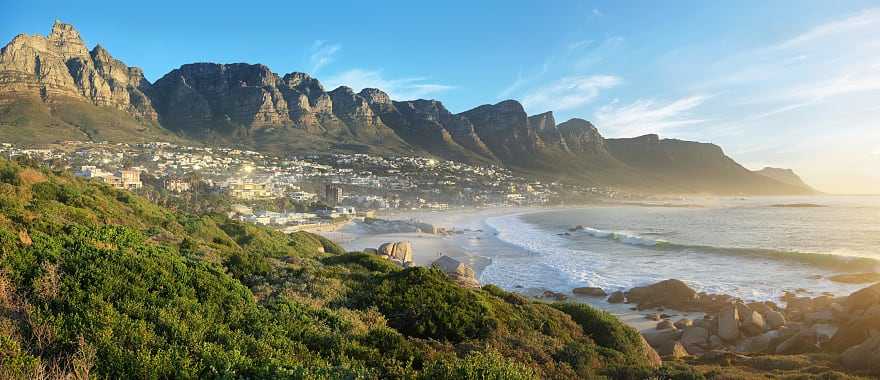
[420,351,537,380]
[553,302,646,362]
[321,253,401,274]
[362,267,498,342]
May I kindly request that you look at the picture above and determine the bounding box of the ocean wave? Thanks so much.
[576,226,667,246]
[568,225,880,272]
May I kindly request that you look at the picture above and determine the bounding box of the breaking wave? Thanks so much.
[522,222,880,272]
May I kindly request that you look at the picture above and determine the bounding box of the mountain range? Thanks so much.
[0,21,815,194]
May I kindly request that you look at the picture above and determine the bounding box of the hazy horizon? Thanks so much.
[3,0,878,193]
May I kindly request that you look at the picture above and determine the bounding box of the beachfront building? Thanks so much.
[324,183,343,205]
[76,166,142,190]
[164,177,191,193]
[228,180,274,200]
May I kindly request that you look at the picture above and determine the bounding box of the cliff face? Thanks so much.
[460,100,545,166]
[0,21,157,121]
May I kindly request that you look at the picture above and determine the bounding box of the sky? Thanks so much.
[2,0,879,194]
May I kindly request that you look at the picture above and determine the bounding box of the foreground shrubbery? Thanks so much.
[0,158,670,379]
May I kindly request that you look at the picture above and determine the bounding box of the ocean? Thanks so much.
[474,196,880,302]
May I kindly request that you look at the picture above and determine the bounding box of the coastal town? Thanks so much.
[0,141,622,231]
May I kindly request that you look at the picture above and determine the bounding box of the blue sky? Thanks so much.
[3,0,879,193]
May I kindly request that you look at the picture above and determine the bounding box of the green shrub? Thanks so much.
[553,302,646,361]
[420,351,537,380]
[362,267,498,342]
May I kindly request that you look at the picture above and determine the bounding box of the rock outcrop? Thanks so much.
[630,280,880,375]
[431,255,480,288]
[376,241,413,264]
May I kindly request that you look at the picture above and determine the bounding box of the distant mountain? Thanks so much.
[0,21,814,195]
[755,167,817,192]
[606,135,813,194]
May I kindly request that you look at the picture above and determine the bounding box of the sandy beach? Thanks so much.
[318,206,680,332]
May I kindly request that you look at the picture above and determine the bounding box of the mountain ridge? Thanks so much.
[0,21,815,195]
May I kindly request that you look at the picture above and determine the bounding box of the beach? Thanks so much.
[324,197,880,332]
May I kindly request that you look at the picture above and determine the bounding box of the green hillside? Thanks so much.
[0,158,677,379]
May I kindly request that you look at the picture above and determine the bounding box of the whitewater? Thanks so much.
[478,196,880,302]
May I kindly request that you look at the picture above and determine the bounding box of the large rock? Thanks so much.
[638,335,663,368]
[377,241,413,263]
[607,291,626,303]
[845,282,880,313]
[655,341,689,359]
[643,328,682,349]
[775,328,818,354]
[736,330,780,353]
[829,315,880,352]
[840,335,880,374]
[718,305,740,342]
[626,279,699,310]
[763,310,786,329]
[680,326,709,353]
[572,286,607,297]
[741,310,766,336]
[431,255,480,288]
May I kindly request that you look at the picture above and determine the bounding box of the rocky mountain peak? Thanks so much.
[528,111,556,131]
[557,118,606,155]
[281,72,324,93]
[359,88,392,105]
[48,20,90,59]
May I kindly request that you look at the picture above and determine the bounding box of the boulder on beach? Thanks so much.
[674,318,693,329]
[845,282,880,313]
[741,309,766,336]
[573,286,607,297]
[643,328,682,349]
[378,241,413,263]
[736,330,780,353]
[656,320,675,330]
[763,310,786,329]
[431,255,480,288]
[627,279,698,310]
[680,326,709,353]
[718,305,740,342]
[607,291,626,303]
[840,335,880,373]
[775,328,818,354]
[541,290,568,301]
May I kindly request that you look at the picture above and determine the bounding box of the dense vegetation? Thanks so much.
[0,157,680,379]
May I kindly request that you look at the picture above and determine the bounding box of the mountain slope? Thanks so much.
[755,167,817,192]
[606,134,816,194]
[0,21,176,143]
[0,158,662,378]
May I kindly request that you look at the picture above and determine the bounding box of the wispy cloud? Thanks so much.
[772,8,880,50]
[594,95,708,137]
[521,75,620,112]
[497,36,620,102]
[309,40,341,74]
[592,8,603,17]
[323,69,454,100]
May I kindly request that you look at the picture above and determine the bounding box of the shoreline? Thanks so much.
[319,204,878,333]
